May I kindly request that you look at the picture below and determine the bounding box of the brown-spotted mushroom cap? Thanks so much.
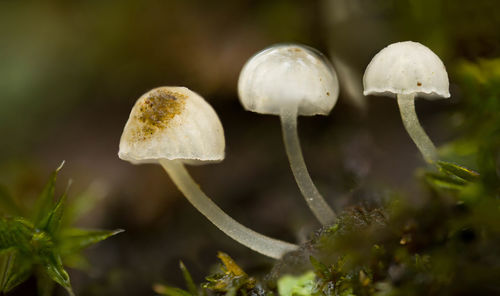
[118,87,297,259]
[118,87,225,165]
[363,41,450,99]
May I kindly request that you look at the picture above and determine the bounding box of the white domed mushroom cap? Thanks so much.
[238,44,339,116]
[363,41,450,99]
[118,87,225,165]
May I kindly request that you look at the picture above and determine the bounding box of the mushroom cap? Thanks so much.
[363,41,450,99]
[118,87,225,165]
[238,44,339,116]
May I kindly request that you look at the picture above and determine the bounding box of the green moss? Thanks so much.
[0,163,123,295]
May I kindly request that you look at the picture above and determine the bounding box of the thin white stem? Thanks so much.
[280,107,336,225]
[160,160,298,259]
[397,94,438,163]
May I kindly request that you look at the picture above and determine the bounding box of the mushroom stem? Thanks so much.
[279,107,336,225]
[160,160,298,259]
[397,94,438,163]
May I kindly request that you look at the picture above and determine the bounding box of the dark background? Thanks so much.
[0,0,498,295]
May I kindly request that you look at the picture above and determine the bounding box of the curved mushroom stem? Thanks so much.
[160,160,298,259]
[397,94,438,163]
[279,106,336,225]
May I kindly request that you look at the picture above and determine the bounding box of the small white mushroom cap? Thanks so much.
[118,87,225,165]
[363,41,450,99]
[238,44,339,116]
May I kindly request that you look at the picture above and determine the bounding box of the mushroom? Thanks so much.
[119,86,298,259]
[363,41,450,163]
[238,44,339,225]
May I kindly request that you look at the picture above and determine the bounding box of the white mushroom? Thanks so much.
[119,86,298,259]
[238,44,339,225]
[363,41,450,163]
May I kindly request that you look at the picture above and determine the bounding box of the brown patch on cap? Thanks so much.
[288,47,302,53]
[133,89,187,141]
[417,82,422,86]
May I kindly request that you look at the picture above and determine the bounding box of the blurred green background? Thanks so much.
[0,0,498,295]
